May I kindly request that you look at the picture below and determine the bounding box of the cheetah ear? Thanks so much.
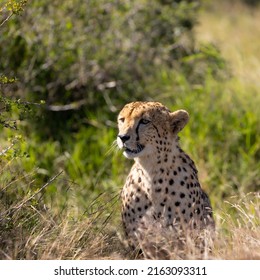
[169,110,189,134]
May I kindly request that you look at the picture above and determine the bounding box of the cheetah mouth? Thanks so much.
[124,144,145,155]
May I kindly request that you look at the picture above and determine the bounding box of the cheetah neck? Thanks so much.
[134,140,182,174]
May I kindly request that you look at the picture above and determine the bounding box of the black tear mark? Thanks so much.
[135,122,141,141]
[152,124,161,138]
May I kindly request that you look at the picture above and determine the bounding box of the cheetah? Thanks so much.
[117,101,215,259]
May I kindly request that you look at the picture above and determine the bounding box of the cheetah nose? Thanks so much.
[118,134,130,143]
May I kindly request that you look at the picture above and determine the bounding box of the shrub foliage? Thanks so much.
[0,0,225,135]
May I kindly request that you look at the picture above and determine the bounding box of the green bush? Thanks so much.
[0,0,225,137]
[0,0,259,260]
[1,0,258,209]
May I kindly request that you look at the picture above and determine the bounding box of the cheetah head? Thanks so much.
[117,101,189,159]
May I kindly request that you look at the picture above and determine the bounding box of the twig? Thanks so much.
[0,12,13,28]
[2,98,88,112]
[46,99,87,112]
[0,143,15,156]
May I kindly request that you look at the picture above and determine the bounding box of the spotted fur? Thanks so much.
[117,101,214,258]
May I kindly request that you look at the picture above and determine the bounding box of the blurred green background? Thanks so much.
[0,0,259,245]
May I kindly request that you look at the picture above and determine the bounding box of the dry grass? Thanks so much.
[0,182,125,260]
[0,157,259,260]
[0,156,259,260]
[0,185,259,259]
[212,193,260,259]
[0,0,259,260]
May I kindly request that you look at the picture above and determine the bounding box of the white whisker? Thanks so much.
[105,140,119,157]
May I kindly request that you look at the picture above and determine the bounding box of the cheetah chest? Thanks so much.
[121,163,205,237]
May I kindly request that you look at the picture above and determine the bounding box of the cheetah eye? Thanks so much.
[118,117,125,123]
[139,118,150,125]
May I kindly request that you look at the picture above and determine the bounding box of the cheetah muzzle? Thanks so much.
[117,101,215,259]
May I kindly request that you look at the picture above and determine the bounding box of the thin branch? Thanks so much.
[0,12,13,28]
[0,143,15,156]
[46,99,87,111]
[17,99,88,112]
